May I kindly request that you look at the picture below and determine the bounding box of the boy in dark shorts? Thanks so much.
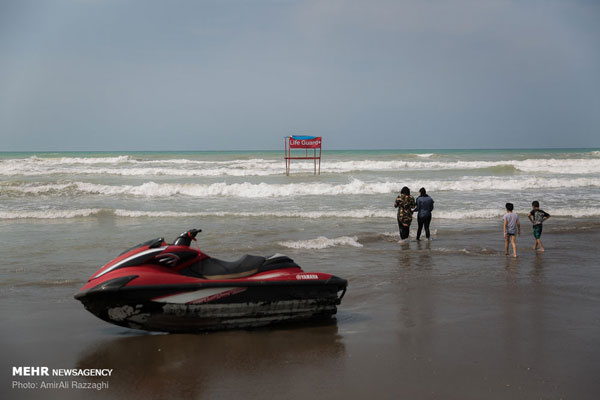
[528,201,551,252]
[503,203,520,257]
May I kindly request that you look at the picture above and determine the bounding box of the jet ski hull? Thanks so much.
[75,277,346,332]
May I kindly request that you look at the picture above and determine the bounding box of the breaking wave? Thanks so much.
[278,236,363,250]
[0,209,104,219]
[3,177,600,199]
[0,208,391,220]
[2,207,598,220]
[2,156,600,176]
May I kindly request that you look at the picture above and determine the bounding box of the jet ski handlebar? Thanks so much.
[173,228,202,246]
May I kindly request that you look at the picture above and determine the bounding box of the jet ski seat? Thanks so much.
[180,254,300,280]
[185,255,265,280]
[202,255,265,280]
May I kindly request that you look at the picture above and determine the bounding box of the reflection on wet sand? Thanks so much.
[395,246,436,341]
[530,252,546,284]
[76,323,344,399]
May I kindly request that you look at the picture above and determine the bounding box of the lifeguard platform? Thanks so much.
[284,135,322,175]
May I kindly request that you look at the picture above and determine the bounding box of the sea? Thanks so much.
[2,148,600,225]
[2,148,600,399]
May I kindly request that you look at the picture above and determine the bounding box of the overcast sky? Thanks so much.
[1,0,599,151]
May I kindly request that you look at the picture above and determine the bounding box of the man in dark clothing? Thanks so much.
[413,187,434,240]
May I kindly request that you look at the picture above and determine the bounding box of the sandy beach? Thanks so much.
[2,216,599,399]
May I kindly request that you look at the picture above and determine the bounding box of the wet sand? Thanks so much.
[2,221,600,399]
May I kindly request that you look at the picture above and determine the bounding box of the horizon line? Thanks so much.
[1,146,599,153]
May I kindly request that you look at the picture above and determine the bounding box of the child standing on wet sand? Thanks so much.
[503,203,520,258]
[528,201,551,252]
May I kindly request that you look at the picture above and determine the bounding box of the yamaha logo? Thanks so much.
[296,274,319,280]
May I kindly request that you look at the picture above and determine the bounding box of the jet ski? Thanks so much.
[75,229,347,333]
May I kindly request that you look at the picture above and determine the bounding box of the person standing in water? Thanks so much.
[528,200,551,252]
[503,202,520,258]
[394,186,416,242]
[413,187,434,240]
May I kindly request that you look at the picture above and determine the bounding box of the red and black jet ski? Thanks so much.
[75,229,347,332]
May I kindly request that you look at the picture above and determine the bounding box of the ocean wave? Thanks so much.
[432,247,498,256]
[0,156,284,177]
[375,230,438,240]
[0,208,391,220]
[484,165,519,174]
[437,208,600,219]
[3,177,600,199]
[19,155,272,166]
[512,158,600,174]
[26,155,133,164]
[2,156,600,176]
[436,209,505,219]
[435,208,600,219]
[278,236,363,250]
[0,164,280,177]
[2,207,598,220]
[0,182,74,196]
[114,209,392,219]
[1,180,401,198]
[0,209,104,219]
[318,157,600,174]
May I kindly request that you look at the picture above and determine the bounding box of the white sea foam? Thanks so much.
[379,229,438,238]
[282,158,600,174]
[278,236,363,250]
[24,180,400,198]
[0,157,284,177]
[0,209,385,220]
[2,207,597,220]
[3,156,600,176]
[61,176,600,196]
[436,209,505,219]
[0,209,103,219]
[0,164,280,177]
[0,208,390,220]
[512,158,600,174]
[113,209,392,219]
[3,176,600,198]
[1,182,74,195]
[433,208,600,219]
[26,155,133,164]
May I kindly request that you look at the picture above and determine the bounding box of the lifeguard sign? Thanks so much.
[284,135,322,175]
